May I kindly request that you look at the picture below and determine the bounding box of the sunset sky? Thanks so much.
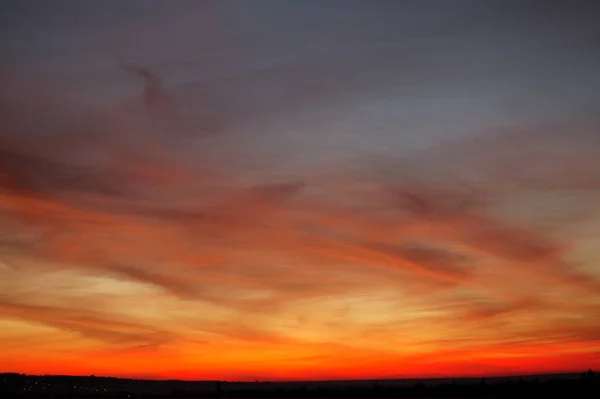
[1,0,600,381]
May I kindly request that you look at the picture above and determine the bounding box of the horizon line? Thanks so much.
[2,368,593,384]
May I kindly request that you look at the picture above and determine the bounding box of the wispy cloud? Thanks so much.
[0,298,169,347]
[2,0,600,380]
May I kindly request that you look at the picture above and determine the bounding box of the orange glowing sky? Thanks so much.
[1,0,600,381]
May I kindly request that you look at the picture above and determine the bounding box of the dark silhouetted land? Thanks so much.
[1,370,599,398]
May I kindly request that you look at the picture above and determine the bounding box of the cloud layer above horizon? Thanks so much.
[1,0,600,380]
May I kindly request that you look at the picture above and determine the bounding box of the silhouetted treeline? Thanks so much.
[1,371,598,398]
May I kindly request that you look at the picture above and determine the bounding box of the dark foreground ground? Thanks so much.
[1,370,599,398]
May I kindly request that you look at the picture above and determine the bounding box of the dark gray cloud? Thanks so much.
[0,148,133,200]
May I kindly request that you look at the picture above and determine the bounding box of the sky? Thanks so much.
[1,0,600,381]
